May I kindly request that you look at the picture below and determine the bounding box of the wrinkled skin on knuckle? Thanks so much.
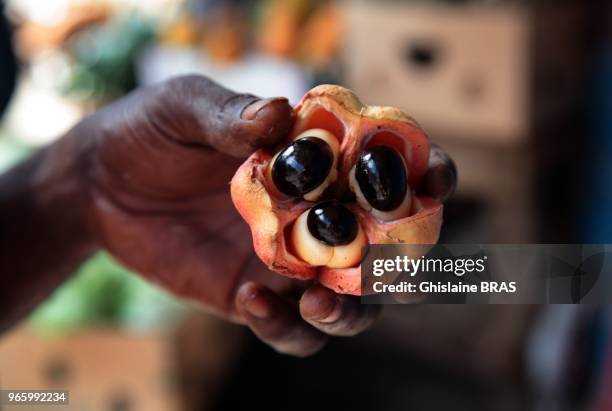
[231,85,446,295]
[147,76,220,144]
[89,75,271,200]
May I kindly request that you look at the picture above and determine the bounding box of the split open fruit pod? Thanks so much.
[231,85,443,295]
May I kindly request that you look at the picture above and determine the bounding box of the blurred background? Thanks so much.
[0,0,611,410]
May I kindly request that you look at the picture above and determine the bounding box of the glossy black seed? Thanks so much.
[355,146,408,211]
[307,201,359,246]
[271,137,334,197]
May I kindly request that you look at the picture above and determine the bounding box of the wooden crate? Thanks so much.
[0,327,180,411]
[0,314,244,411]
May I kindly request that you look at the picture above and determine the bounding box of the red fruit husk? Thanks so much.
[231,85,443,295]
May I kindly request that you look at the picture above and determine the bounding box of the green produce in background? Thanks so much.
[29,252,188,334]
[65,14,157,104]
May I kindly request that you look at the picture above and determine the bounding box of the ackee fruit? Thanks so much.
[231,85,443,295]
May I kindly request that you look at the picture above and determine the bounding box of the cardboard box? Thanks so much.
[343,1,590,145]
[0,314,244,411]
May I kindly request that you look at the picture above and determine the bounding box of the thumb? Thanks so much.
[151,75,293,158]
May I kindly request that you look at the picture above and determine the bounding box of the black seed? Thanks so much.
[271,137,334,197]
[307,201,359,246]
[355,146,408,211]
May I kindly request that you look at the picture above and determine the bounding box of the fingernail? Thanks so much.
[317,299,342,323]
[244,291,270,319]
[241,97,288,120]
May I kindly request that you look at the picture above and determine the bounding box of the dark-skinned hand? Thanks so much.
[1,75,457,356]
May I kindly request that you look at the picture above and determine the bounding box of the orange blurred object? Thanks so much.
[161,15,200,47]
[257,0,309,57]
[15,4,110,58]
[201,7,246,63]
[298,3,343,67]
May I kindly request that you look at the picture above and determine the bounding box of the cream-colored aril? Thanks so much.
[290,207,366,268]
[348,164,412,222]
[296,129,340,201]
[267,128,340,202]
